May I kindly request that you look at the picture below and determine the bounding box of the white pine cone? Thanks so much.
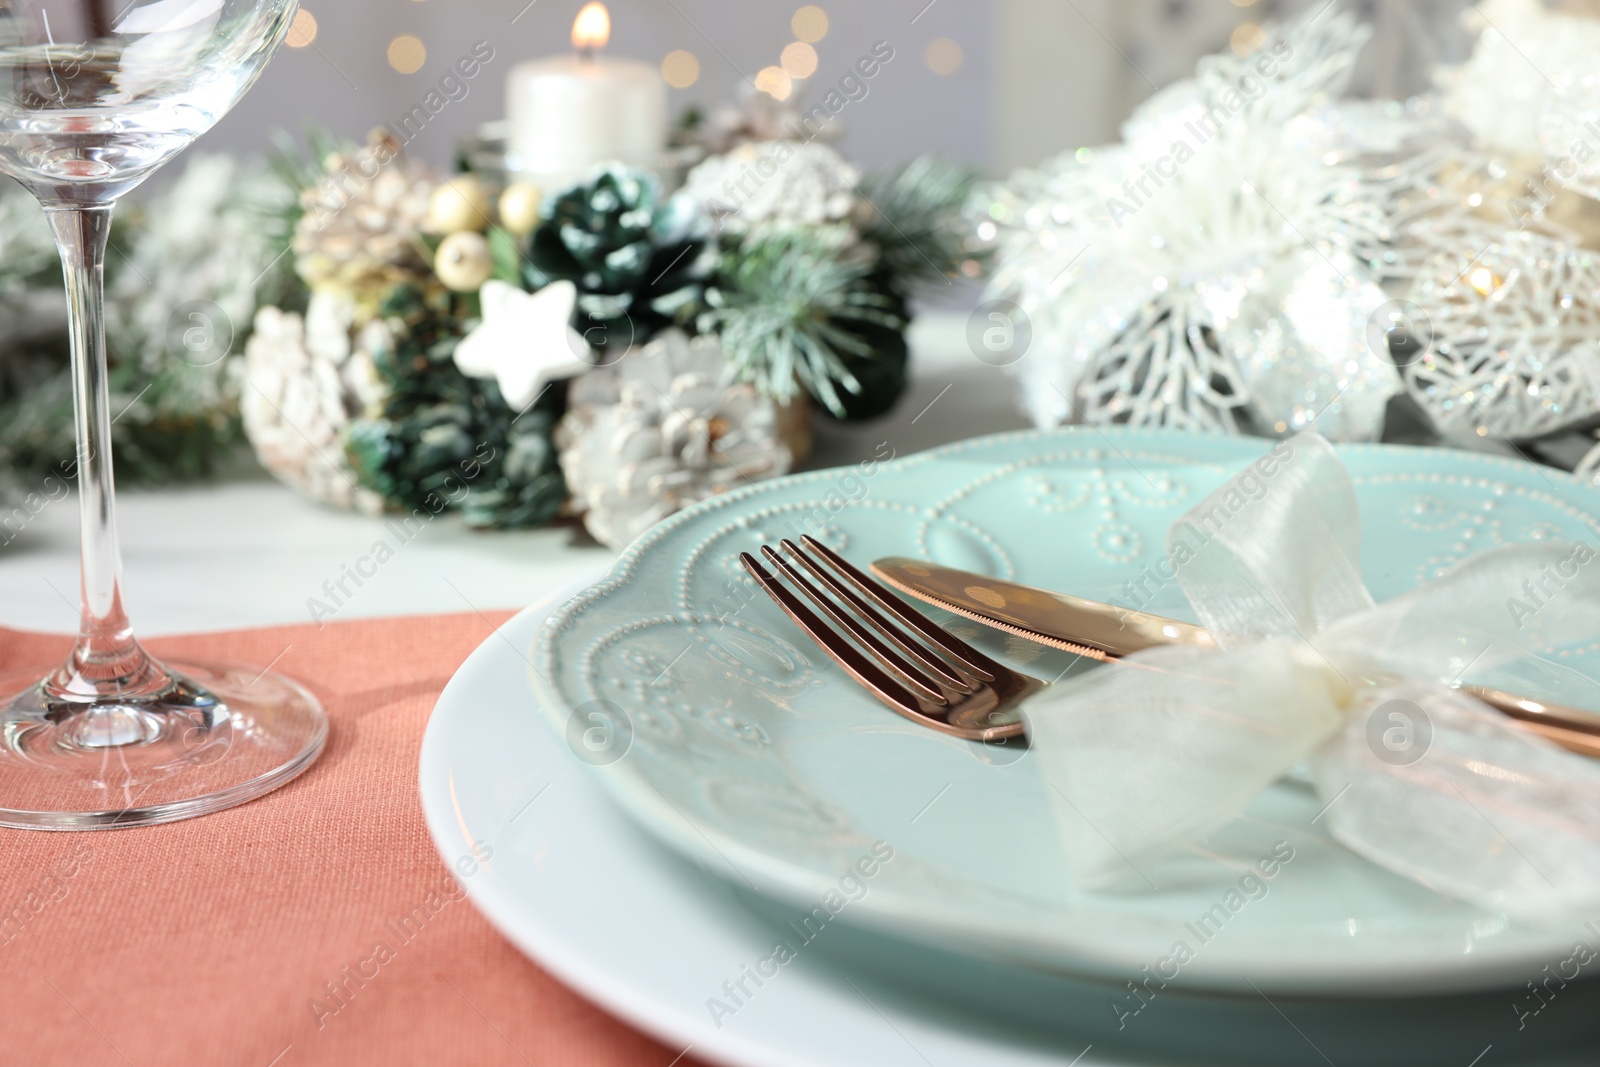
[556,329,794,548]
[240,290,389,514]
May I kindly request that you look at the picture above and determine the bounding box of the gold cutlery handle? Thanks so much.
[870,558,1600,759]
[1461,684,1600,757]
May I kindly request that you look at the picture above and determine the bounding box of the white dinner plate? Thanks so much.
[421,585,1600,1067]
[420,586,1093,1067]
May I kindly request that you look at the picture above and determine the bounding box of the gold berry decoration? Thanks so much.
[425,175,491,234]
[434,230,493,292]
[498,182,544,236]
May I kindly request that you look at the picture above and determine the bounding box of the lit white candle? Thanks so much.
[506,3,667,183]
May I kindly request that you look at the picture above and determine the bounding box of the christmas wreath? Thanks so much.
[240,128,979,546]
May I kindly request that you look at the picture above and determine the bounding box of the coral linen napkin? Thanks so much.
[0,613,702,1067]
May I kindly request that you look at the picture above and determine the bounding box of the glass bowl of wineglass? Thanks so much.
[0,0,326,828]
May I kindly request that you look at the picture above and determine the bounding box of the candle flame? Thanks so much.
[572,2,610,51]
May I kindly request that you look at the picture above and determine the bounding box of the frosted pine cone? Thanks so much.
[293,130,434,309]
[681,141,866,234]
[556,329,795,548]
[240,290,389,513]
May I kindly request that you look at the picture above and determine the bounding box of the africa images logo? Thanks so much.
[1111,840,1296,1030]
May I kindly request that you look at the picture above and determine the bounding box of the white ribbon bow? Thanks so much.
[1026,432,1600,921]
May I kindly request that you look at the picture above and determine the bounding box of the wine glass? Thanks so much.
[0,0,325,828]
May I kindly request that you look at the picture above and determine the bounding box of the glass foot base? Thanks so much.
[0,658,326,829]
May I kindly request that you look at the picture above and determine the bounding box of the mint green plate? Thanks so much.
[532,428,1600,995]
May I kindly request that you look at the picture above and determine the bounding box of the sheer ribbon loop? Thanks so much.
[1027,433,1600,920]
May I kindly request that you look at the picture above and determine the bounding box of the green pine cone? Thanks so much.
[346,284,569,529]
[526,167,707,351]
[456,403,569,529]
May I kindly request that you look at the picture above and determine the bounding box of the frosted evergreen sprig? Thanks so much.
[702,226,902,417]
[859,154,982,285]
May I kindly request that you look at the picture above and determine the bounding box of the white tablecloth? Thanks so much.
[0,312,1030,635]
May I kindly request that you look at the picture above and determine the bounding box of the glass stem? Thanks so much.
[44,204,160,699]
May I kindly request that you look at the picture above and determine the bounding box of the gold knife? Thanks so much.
[871,557,1600,758]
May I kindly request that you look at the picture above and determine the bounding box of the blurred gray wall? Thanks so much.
[207,0,994,172]
[200,0,1475,178]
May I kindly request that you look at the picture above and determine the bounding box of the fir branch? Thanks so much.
[702,227,903,417]
[267,126,354,200]
[859,155,984,286]
[261,126,356,312]
[0,187,61,295]
[0,156,284,488]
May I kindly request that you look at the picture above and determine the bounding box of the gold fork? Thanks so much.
[739,536,1043,742]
